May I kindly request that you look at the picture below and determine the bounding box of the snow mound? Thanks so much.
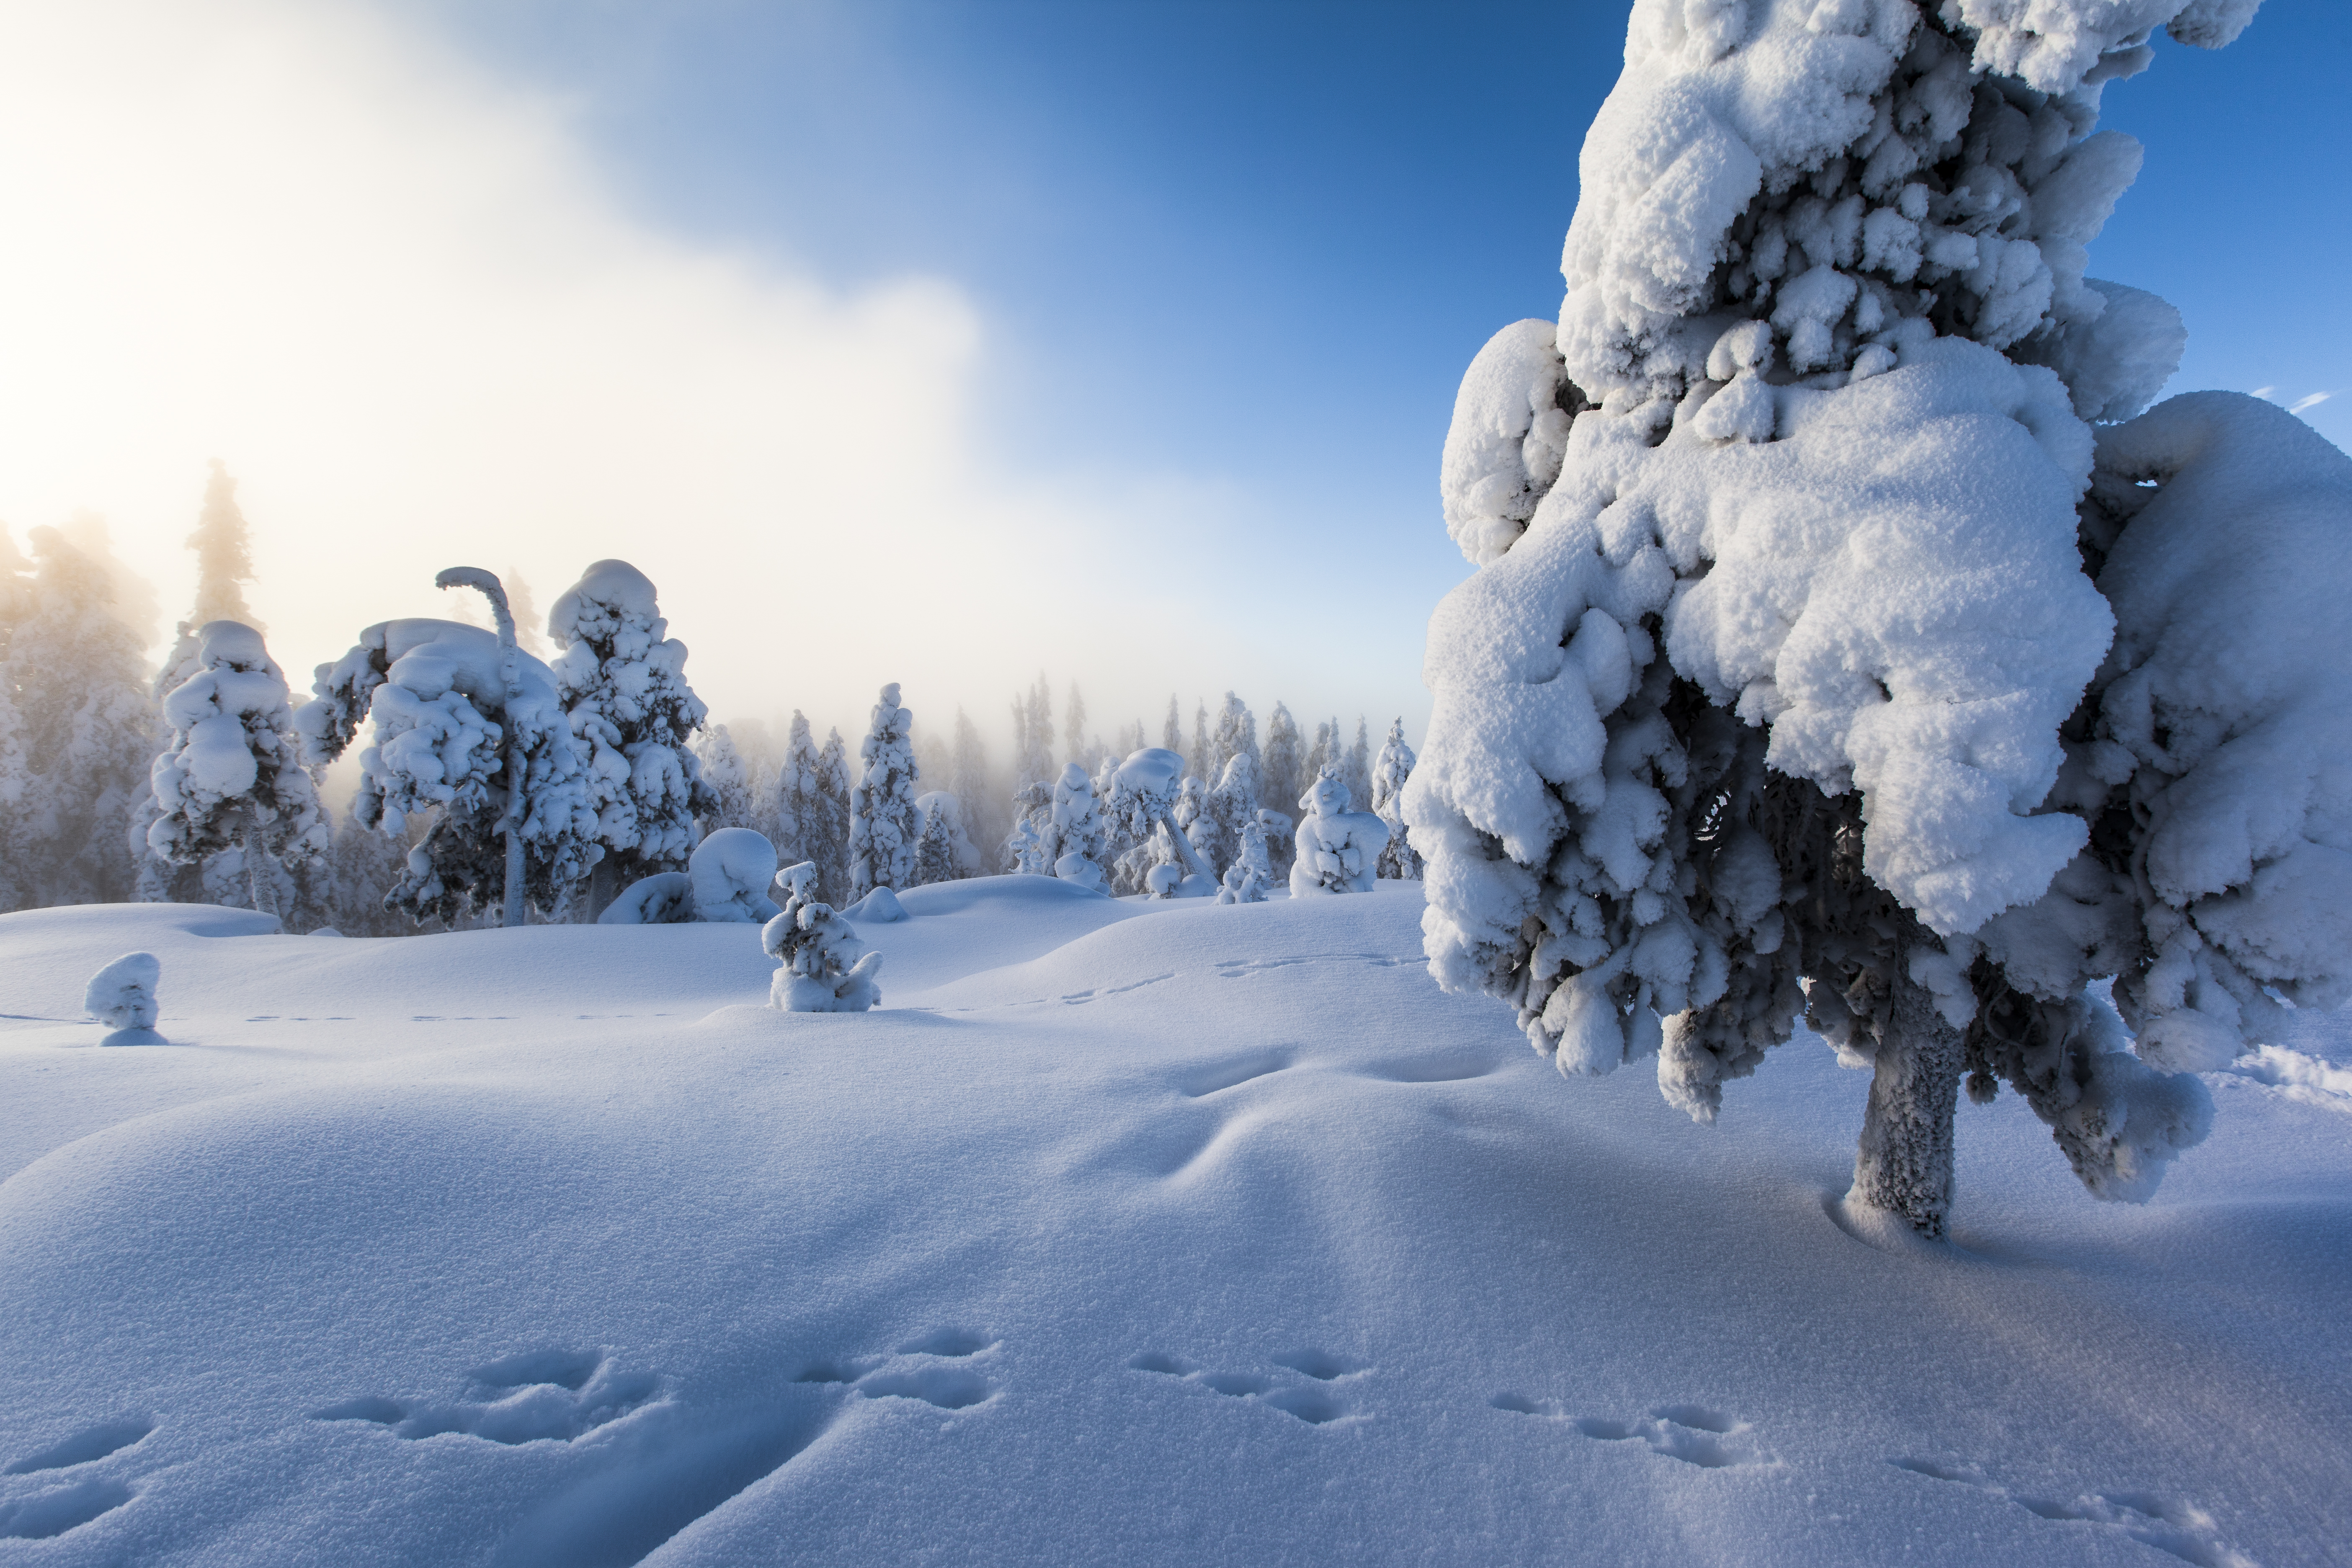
[688,829,781,925]
[844,886,908,924]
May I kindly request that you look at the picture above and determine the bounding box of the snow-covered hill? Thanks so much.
[2,880,2345,1567]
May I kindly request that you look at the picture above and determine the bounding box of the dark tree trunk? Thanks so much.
[1849,954,1967,1238]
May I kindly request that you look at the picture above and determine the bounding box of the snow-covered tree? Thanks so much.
[0,527,154,911]
[1047,763,1107,892]
[1005,781,1054,874]
[144,621,328,918]
[816,727,854,895]
[1406,0,2278,1239]
[546,560,716,917]
[1216,819,1277,905]
[694,724,756,836]
[769,713,826,890]
[1103,748,1216,896]
[913,790,981,883]
[764,862,882,1013]
[1197,752,1262,877]
[913,800,958,887]
[1063,682,1091,771]
[1187,702,1209,784]
[1162,694,1183,752]
[1209,692,1259,788]
[849,683,920,896]
[948,709,998,854]
[1012,674,1056,788]
[300,604,599,927]
[1261,704,1304,829]
[1343,718,1372,815]
[1291,773,1388,897]
[1301,719,1337,800]
[1371,718,1421,880]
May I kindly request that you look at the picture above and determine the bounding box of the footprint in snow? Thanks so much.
[793,1328,1000,1412]
[313,1348,660,1444]
[1127,1348,1365,1426]
[1493,1397,1770,1469]
[1890,1457,2259,1568]
[0,1418,153,1541]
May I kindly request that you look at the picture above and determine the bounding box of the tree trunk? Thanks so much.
[587,857,620,924]
[243,825,279,923]
[1848,955,1966,1239]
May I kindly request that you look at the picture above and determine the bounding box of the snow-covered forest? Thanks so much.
[0,477,1420,936]
[5,2,2350,1565]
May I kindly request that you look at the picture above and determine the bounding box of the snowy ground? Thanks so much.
[1,879,2346,1567]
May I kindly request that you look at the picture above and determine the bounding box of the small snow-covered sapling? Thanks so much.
[765,861,883,1013]
[86,952,162,1041]
[1289,774,1390,897]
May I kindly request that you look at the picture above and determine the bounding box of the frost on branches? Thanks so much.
[300,618,598,925]
[547,561,716,915]
[145,622,328,919]
[849,684,921,897]
[1406,0,2286,1238]
[765,862,882,1013]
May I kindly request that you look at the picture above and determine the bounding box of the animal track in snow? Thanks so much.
[1890,1458,2259,1567]
[1127,1349,1363,1425]
[4,1417,153,1475]
[792,1328,1000,1412]
[1057,973,1176,1005]
[1494,1398,1768,1469]
[313,1348,660,1444]
[1213,952,1423,980]
[0,1478,135,1540]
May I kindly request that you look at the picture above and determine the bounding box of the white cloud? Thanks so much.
[0,0,1368,746]
[2290,391,2336,415]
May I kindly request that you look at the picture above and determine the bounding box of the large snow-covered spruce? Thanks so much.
[144,621,328,919]
[1406,0,2290,1237]
[848,684,921,897]
[546,560,717,918]
[300,612,598,927]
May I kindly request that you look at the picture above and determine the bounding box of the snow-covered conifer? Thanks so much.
[694,723,756,836]
[1104,748,1216,896]
[1012,675,1057,787]
[1291,773,1388,898]
[816,727,854,895]
[1209,692,1258,788]
[1261,705,1304,832]
[1005,781,1055,875]
[1187,702,1209,784]
[913,800,958,887]
[1371,718,1421,879]
[1063,683,1091,771]
[1162,695,1183,752]
[949,709,998,854]
[300,605,598,927]
[1216,819,1276,905]
[1048,763,1107,892]
[764,862,882,1012]
[1301,720,1336,796]
[145,622,328,918]
[913,790,980,884]
[546,560,716,917]
[1,528,154,910]
[1197,752,1262,876]
[769,713,826,887]
[1408,0,2274,1237]
[1344,718,1372,815]
[848,683,920,896]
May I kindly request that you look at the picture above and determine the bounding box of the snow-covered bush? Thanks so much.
[1371,719,1421,879]
[1050,763,1108,893]
[1406,0,2275,1238]
[850,684,921,896]
[597,871,696,926]
[764,862,882,1013]
[85,951,160,1032]
[144,622,328,918]
[1291,773,1389,897]
[689,827,783,923]
[547,561,716,915]
[300,614,598,926]
[1216,820,1277,905]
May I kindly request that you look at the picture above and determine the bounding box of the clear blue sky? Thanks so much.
[379,0,2350,735]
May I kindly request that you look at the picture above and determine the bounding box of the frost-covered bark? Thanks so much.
[145,622,327,918]
[299,616,598,926]
[1372,719,1421,880]
[849,684,921,896]
[1409,0,2272,1234]
[547,561,715,916]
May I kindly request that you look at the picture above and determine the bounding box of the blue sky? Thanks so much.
[5,1,2339,751]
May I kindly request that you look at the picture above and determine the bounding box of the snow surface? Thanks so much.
[2,885,2344,1565]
